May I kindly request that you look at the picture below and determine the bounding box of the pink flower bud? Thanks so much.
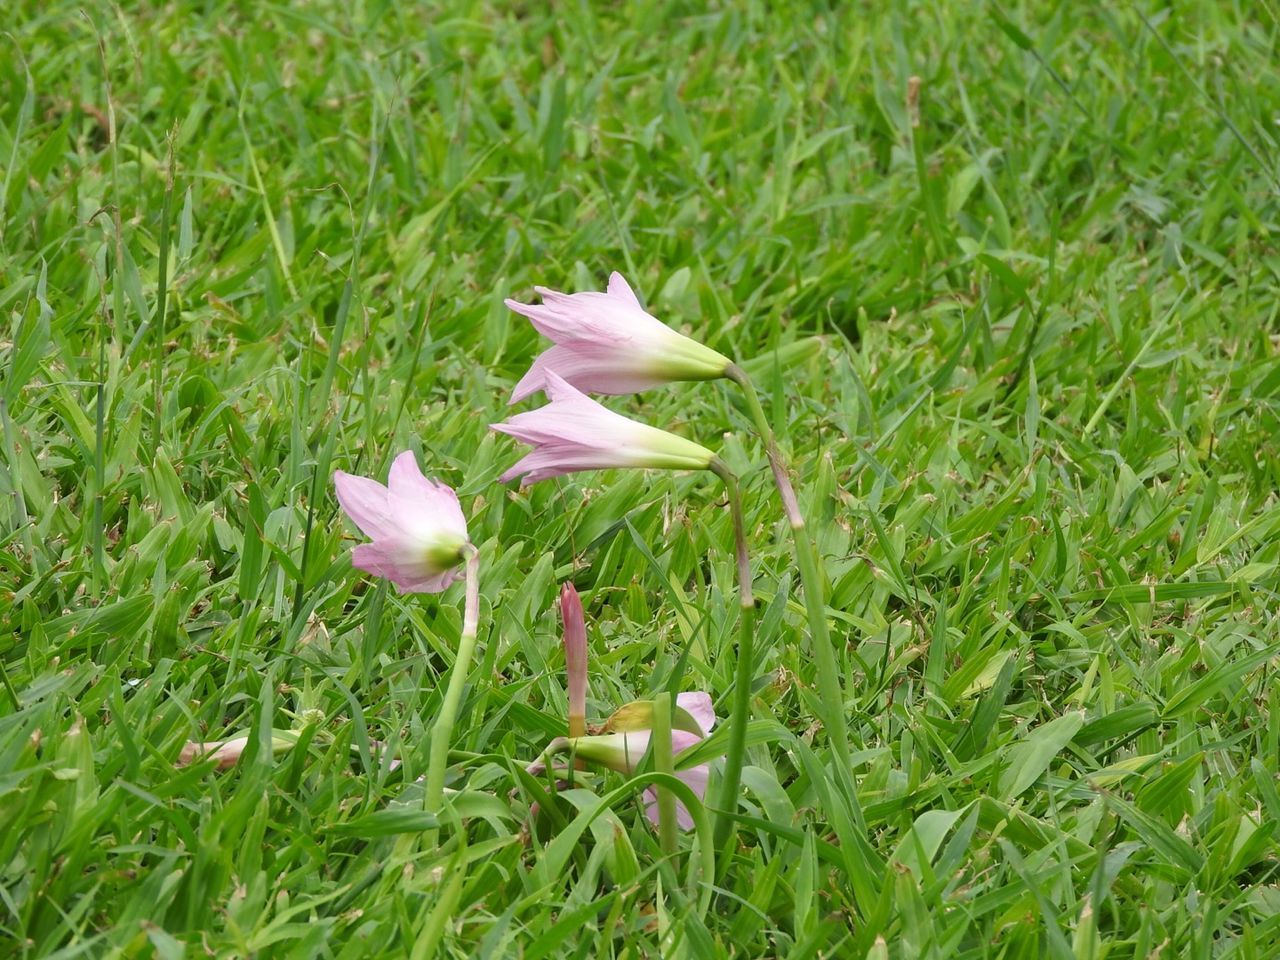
[561,583,588,739]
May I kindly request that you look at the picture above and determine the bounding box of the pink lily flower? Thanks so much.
[491,372,714,486]
[568,692,718,830]
[506,272,731,402]
[334,451,470,593]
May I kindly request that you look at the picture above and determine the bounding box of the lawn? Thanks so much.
[3,1,1280,956]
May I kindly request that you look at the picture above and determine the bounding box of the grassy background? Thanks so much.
[3,0,1280,956]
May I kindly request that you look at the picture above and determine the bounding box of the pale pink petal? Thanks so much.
[676,692,716,736]
[606,272,641,307]
[508,282,670,346]
[504,298,580,344]
[334,471,395,540]
[532,286,671,341]
[352,539,459,594]
[495,446,626,486]
[617,730,652,771]
[510,344,665,403]
[541,370,597,406]
[386,451,468,540]
[644,763,710,831]
[493,377,642,451]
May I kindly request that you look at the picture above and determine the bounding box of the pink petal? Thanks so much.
[504,298,580,344]
[386,451,468,540]
[510,344,666,403]
[644,764,710,831]
[607,272,641,307]
[670,729,703,753]
[507,281,670,347]
[492,378,632,449]
[334,471,396,540]
[351,540,459,594]
[617,730,652,771]
[676,692,716,736]
[494,446,621,486]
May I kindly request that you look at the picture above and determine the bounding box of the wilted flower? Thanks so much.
[334,451,470,593]
[177,734,299,769]
[179,736,250,769]
[506,272,731,402]
[491,373,715,486]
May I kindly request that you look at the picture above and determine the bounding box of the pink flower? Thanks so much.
[506,272,731,402]
[177,733,300,769]
[179,736,250,770]
[491,373,715,486]
[334,451,470,593]
[569,692,718,830]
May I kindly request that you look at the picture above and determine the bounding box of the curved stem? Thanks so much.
[424,547,482,829]
[725,364,851,770]
[709,459,756,850]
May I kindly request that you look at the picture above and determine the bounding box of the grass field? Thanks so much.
[3,1,1280,956]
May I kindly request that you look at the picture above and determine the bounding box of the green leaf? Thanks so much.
[998,712,1085,800]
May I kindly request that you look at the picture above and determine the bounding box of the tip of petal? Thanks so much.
[607,271,641,307]
[509,368,544,404]
[542,370,585,403]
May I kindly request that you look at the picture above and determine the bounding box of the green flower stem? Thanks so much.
[651,691,679,857]
[709,458,756,850]
[725,364,851,770]
[424,546,482,839]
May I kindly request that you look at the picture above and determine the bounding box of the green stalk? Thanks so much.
[152,132,174,451]
[651,691,678,857]
[709,459,756,850]
[725,364,851,770]
[424,547,482,839]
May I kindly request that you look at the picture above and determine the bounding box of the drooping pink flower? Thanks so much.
[506,272,731,402]
[491,373,714,486]
[567,692,718,830]
[334,451,470,593]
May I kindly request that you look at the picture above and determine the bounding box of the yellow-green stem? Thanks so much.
[424,547,481,843]
[709,459,756,851]
[725,364,851,770]
[651,691,678,856]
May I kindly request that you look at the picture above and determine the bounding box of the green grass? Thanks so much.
[3,0,1280,956]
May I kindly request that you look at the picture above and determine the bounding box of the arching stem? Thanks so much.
[724,364,850,771]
